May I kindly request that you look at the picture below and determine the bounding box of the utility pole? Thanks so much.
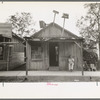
[53,10,59,25]
[62,13,69,37]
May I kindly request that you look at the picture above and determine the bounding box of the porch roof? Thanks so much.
[27,37,83,43]
[0,23,12,38]
[0,42,19,46]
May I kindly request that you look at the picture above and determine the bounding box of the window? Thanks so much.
[0,46,3,60]
[31,43,42,60]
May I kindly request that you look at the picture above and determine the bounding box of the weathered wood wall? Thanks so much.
[12,37,24,52]
[0,38,25,71]
[9,52,24,70]
[29,41,82,71]
[0,52,24,70]
[59,42,82,71]
[0,61,7,70]
[30,42,49,70]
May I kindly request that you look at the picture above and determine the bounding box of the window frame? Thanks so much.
[31,42,43,61]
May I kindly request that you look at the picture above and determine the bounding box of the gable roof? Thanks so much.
[31,22,80,39]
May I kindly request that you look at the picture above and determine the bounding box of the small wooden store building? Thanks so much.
[0,23,13,70]
[0,23,25,71]
[26,23,83,71]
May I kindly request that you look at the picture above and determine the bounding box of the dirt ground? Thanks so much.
[0,75,100,82]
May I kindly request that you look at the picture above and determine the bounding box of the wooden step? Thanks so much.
[49,67,59,71]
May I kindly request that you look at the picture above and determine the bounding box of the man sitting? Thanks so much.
[68,55,74,72]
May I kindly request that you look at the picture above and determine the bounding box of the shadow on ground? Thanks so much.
[10,64,26,71]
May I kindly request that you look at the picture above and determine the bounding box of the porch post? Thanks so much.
[6,39,10,71]
[7,45,9,71]
[81,41,84,76]
[25,39,29,76]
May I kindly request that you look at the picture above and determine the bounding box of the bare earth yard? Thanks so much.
[0,71,100,82]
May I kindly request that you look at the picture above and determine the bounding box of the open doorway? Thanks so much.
[49,42,59,67]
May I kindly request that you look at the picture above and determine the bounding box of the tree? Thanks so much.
[77,3,100,68]
[7,12,36,37]
[77,3,100,44]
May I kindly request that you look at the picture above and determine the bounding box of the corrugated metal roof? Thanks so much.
[31,22,80,39]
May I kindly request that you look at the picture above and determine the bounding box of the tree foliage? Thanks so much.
[77,3,100,45]
[7,12,36,37]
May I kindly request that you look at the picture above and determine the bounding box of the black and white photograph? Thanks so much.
[0,1,100,98]
[0,1,100,82]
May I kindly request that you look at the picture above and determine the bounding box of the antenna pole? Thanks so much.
[53,10,59,25]
[62,13,69,37]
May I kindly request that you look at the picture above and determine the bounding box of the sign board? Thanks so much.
[0,23,12,38]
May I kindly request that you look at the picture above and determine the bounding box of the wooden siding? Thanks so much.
[9,52,24,70]
[0,52,24,70]
[29,41,82,71]
[43,42,49,69]
[0,37,25,70]
[59,42,82,71]
[30,42,49,70]
[26,42,31,70]
[12,37,24,52]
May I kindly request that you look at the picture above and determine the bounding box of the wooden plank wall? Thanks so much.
[30,42,49,70]
[59,42,82,71]
[29,41,82,71]
[9,52,24,70]
[0,52,24,70]
[59,42,66,70]
[30,42,43,70]
[0,61,7,70]
[26,42,31,70]
[12,37,24,52]
[42,42,49,70]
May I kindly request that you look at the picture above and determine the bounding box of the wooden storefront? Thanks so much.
[26,23,83,71]
[0,23,25,71]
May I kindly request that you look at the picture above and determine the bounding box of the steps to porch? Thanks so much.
[49,67,59,71]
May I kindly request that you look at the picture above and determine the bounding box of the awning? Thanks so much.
[27,37,83,42]
[0,42,19,46]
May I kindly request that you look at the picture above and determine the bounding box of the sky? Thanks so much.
[0,2,94,36]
